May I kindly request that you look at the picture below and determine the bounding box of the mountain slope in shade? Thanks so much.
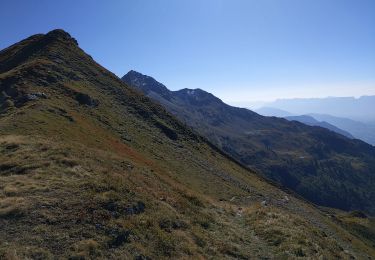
[3,30,375,258]
[122,70,375,216]
[285,115,354,139]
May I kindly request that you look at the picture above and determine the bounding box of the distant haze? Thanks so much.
[257,95,375,123]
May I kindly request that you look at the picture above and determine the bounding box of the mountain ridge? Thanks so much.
[284,115,354,139]
[310,113,375,146]
[122,70,375,215]
[256,104,375,145]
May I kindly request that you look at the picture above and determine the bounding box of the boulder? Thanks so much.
[75,92,99,107]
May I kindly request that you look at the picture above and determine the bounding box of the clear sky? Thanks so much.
[1,0,374,104]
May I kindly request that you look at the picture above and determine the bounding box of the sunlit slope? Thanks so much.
[0,30,374,259]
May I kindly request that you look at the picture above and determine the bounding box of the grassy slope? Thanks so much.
[0,30,374,259]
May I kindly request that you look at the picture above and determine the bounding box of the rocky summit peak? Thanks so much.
[127,70,144,77]
[122,70,172,99]
[45,29,78,45]
[175,88,223,103]
[180,88,206,95]
[122,70,150,83]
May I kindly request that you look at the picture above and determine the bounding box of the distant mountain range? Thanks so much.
[309,113,375,146]
[123,70,375,215]
[284,115,354,139]
[255,108,356,141]
[255,107,294,117]
[263,96,375,123]
[256,107,375,146]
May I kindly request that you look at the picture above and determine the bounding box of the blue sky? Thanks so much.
[1,0,374,104]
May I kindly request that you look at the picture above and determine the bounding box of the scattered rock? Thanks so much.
[124,201,145,215]
[30,92,48,100]
[25,94,38,101]
[102,201,145,218]
[282,196,289,203]
[236,207,243,217]
[47,107,75,122]
[18,92,48,104]
[5,143,19,151]
[121,161,134,171]
[75,92,99,107]
[1,99,14,110]
[349,210,367,219]
[121,134,132,142]
[261,200,267,207]
[0,91,10,100]
[64,115,75,122]
[159,219,188,232]
[154,121,178,140]
[53,58,63,64]
[108,229,131,247]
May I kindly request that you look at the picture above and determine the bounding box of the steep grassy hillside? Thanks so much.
[123,70,375,215]
[1,30,374,258]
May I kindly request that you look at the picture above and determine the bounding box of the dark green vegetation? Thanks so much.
[123,71,375,215]
[0,30,374,258]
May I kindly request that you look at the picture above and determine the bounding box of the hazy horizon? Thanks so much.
[227,93,375,109]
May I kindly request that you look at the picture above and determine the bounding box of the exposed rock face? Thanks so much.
[122,70,173,100]
[44,29,79,46]
[23,92,48,101]
[0,89,48,111]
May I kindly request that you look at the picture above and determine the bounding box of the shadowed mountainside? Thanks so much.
[122,70,375,216]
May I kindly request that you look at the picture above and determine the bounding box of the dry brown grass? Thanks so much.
[0,197,28,218]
